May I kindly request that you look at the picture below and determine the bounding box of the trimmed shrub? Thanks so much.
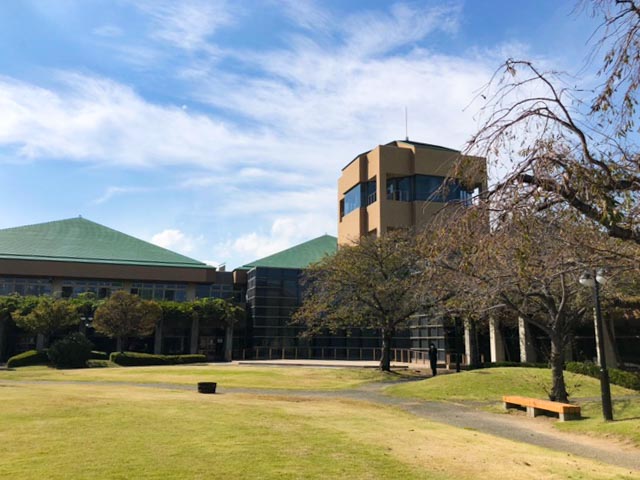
[6,349,49,368]
[109,351,207,367]
[89,350,108,360]
[566,362,640,391]
[86,359,118,368]
[483,361,548,369]
[48,333,93,369]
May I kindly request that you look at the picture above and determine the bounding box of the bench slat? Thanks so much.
[502,395,581,419]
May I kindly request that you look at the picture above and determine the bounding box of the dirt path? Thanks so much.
[5,378,640,473]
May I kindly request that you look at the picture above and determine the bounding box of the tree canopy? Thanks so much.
[294,230,431,371]
[93,291,162,351]
[11,296,79,348]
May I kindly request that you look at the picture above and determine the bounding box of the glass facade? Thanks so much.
[387,175,473,204]
[195,283,234,299]
[246,267,305,349]
[245,266,410,358]
[130,282,187,301]
[0,277,52,296]
[60,279,123,298]
[341,180,377,217]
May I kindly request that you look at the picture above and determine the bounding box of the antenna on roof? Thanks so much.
[405,106,409,141]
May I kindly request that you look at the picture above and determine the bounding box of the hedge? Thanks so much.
[565,362,640,391]
[89,350,108,360]
[109,352,207,366]
[86,359,118,368]
[6,350,49,368]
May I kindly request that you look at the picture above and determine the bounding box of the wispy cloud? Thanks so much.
[133,0,235,51]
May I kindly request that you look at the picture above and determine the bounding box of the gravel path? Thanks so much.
[4,378,640,473]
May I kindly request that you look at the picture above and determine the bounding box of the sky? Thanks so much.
[0,0,601,269]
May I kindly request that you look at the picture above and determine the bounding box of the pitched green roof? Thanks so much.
[243,235,337,269]
[0,217,209,269]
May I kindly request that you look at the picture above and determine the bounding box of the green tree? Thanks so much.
[0,295,38,359]
[293,230,429,372]
[93,291,162,352]
[191,297,244,326]
[11,296,79,349]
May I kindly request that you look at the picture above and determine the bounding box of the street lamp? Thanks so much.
[579,270,614,421]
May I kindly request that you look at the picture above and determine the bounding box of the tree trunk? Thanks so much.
[379,330,392,372]
[117,336,123,353]
[549,334,568,403]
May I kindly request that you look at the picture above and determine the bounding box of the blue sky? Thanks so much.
[0,0,599,268]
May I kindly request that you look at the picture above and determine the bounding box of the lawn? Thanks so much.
[0,364,399,390]
[0,381,635,480]
[386,367,640,445]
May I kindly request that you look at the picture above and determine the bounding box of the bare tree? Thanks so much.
[460,1,640,245]
[421,207,620,402]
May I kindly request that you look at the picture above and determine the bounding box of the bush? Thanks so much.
[109,352,207,367]
[86,359,118,368]
[6,349,49,368]
[89,350,108,360]
[48,333,93,369]
[566,362,640,391]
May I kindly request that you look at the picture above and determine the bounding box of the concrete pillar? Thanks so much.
[154,319,163,355]
[190,316,199,354]
[595,309,618,368]
[464,320,472,366]
[224,324,233,362]
[518,317,536,363]
[36,334,45,351]
[0,320,6,361]
[489,317,505,363]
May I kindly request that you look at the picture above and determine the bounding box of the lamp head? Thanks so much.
[579,272,596,287]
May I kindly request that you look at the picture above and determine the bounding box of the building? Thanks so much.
[0,217,237,361]
[239,235,410,359]
[338,140,488,365]
[338,140,487,244]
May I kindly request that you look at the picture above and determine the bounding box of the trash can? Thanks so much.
[197,382,217,394]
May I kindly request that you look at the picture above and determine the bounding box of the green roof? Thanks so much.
[0,217,209,269]
[243,235,337,269]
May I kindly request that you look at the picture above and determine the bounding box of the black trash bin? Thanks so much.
[198,382,217,394]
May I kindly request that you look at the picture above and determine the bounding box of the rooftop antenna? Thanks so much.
[405,106,409,141]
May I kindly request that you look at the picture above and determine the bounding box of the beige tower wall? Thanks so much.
[337,141,486,245]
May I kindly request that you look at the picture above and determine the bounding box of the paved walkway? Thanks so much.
[3,377,639,473]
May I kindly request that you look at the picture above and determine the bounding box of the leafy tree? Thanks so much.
[93,291,162,352]
[0,294,37,359]
[293,230,430,372]
[11,296,79,348]
[191,298,244,326]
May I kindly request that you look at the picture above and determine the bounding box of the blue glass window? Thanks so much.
[414,175,443,201]
[343,184,362,216]
[387,176,412,201]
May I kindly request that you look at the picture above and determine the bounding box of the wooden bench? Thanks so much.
[502,395,581,421]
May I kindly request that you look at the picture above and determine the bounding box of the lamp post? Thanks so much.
[579,270,614,421]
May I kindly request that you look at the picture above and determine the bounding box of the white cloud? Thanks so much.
[93,186,150,204]
[134,0,235,51]
[221,213,335,266]
[151,229,203,255]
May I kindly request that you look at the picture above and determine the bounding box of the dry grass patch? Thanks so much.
[0,382,637,479]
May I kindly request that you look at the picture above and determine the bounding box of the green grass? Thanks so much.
[0,364,403,390]
[0,381,634,479]
[556,399,640,445]
[385,367,638,402]
[386,367,640,447]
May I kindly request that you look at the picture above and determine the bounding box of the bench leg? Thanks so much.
[559,412,581,422]
[526,406,541,418]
